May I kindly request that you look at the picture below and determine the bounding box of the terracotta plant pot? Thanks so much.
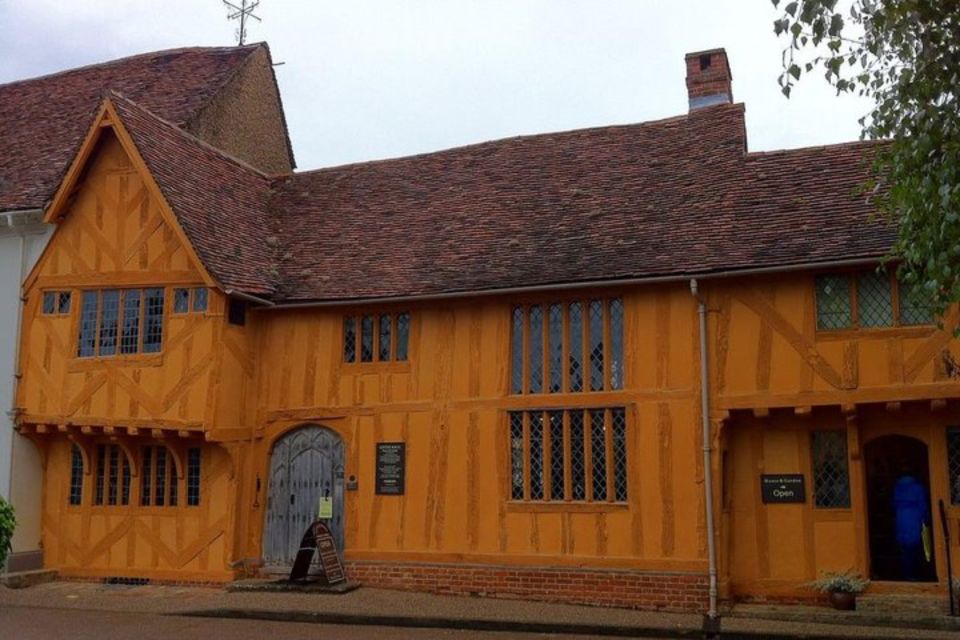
[828,591,857,611]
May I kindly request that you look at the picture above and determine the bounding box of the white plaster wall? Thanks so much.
[0,226,52,557]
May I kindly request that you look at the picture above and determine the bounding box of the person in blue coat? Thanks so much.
[893,467,930,581]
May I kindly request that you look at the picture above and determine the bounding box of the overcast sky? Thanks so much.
[0,0,871,171]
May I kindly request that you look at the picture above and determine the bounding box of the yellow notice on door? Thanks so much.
[318,496,333,519]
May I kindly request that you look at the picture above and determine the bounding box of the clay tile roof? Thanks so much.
[111,95,277,296]
[0,45,262,212]
[268,104,894,302]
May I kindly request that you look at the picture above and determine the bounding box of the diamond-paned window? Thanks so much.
[815,275,852,330]
[510,298,622,395]
[528,305,544,393]
[42,290,71,315]
[508,407,627,503]
[948,428,960,505]
[173,288,190,313]
[899,280,934,326]
[612,408,628,501]
[549,411,565,500]
[812,431,851,508]
[569,411,586,500]
[588,300,604,391]
[548,304,563,393]
[344,313,410,363]
[528,412,544,500]
[857,270,893,327]
[568,302,584,392]
[510,412,524,500]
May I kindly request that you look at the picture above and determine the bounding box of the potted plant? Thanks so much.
[0,497,15,574]
[807,570,870,610]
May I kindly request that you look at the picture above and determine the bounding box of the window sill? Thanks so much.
[506,501,628,514]
[816,325,936,341]
[69,353,163,371]
[341,361,411,373]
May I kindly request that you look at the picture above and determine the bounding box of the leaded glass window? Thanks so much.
[508,407,627,503]
[360,316,374,362]
[192,288,208,312]
[549,411,564,500]
[173,288,190,313]
[812,431,851,508]
[510,298,623,395]
[187,447,202,507]
[857,271,893,327]
[815,275,851,330]
[69,445,84,506]
[510,412,524,500]
[141,445,177,508]
[528,412,544,500]
[78,288,164,357]
[899,280,934,326]
[343,312,411,363]
[121,290,141,354]
[78,291,99,357]
[42,290,71,316]
[548,304,563,393]
[93,444,129,507]
[948,428,960,505]
[143,288,165,352]
[98,290,120,356]
[528,305,543,394]
[173,287,208,314]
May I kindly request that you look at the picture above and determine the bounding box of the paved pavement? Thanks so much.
[0,606,624,640]
[1,581,958,639]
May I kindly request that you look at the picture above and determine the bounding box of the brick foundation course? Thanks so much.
[344,561,708,613]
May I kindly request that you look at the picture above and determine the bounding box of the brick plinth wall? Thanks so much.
[345,561,709,612]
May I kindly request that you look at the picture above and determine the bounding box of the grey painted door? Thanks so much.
[263,425,345,570]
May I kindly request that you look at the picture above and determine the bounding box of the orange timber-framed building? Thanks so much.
[6,45,960,613]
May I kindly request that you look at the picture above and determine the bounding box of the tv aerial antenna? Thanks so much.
[223,0,261,45]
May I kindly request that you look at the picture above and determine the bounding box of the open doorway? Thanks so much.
[864,435,937,582]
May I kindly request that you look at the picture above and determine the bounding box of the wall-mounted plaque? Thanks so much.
[376,442,405,495]
[761,474,806,504]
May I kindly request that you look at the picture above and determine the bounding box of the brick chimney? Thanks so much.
[685,48,732,111]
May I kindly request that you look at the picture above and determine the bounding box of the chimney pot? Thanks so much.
[685,48,733,111]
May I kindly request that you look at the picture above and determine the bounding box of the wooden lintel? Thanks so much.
[752,407,770,419]
[931,398,947,412]
[151,428,165,440]
[794,406,812,417]
[885,401,902,413]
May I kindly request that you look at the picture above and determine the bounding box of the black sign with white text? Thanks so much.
[760,474,806,504]
[376,442,405,495]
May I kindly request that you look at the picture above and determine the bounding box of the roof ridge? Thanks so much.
[746,138,882,159]
[290,103,745,177]
[107,91,276,181]
[0,44,261,91]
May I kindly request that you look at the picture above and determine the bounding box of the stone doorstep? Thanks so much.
[226,579,361,594]
[0,569,58,589]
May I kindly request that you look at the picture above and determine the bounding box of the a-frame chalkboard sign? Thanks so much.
[288,520,346,585]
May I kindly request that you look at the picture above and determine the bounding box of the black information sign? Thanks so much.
[760,474,806,504]
[376,442,406,495]
[289,520,346,585]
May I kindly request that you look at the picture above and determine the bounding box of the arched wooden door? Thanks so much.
[263,425,345,570]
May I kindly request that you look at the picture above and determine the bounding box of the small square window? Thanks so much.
[192,288,208,312]
[57,292,71,314]
[173,288,190,313]
[42,291,71,315]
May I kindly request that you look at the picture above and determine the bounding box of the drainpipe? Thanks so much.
[5,222,26,502]
[690,278,719,622]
